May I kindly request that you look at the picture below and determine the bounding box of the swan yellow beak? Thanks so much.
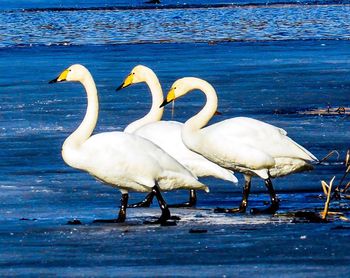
[49,69,69,84]
[160,87,175,108]
[116,73,133,91]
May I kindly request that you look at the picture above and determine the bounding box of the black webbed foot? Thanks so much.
[94,193,128,223]
[214,177,251,214]
[142,182,178,226]
[250,178,280,215]
[144,215,179,226]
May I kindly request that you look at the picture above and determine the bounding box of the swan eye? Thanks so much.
[132,72,135,75]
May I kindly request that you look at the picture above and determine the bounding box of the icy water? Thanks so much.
[3,0,350,10]
[1,0,350,276]
[2,3,350,47]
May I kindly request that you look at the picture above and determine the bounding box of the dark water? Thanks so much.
[3,0,349,10]
[1,0,350,276]
[1,4,350,47]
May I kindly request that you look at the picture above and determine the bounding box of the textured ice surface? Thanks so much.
[1,6,350,275]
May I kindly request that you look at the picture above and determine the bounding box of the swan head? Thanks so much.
[49,64,90,83]
[116,65,156,91]
[160,77,196,108]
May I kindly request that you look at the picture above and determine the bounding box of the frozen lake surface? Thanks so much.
[1,203,350,277]
[1,41,350,276]
[1,0,350,276]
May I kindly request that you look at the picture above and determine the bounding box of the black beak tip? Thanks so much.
[116,84,124,91]
[159,99,170,108]
[49,78,57,84]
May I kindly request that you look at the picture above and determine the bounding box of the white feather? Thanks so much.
[56,65,208,195]
[122,65,238,184]
[168,77,317,180]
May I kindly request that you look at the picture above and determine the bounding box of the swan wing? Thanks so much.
[193,130,275,171]
[134,121,237,182]
[80,132,207,191]
[205,117,317,161]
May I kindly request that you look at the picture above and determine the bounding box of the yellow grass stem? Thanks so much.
[322,176,335,220]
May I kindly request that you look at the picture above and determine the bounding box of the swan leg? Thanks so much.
[168,190,197,208]
[144,183,179,226]
[93,194,128,223]
[214,175,251,213]
[127,191,155,208]
[251,178,279,214]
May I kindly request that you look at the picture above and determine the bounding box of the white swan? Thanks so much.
[160,77,318,214]
[49,65,208,225]
[117,65,237,207]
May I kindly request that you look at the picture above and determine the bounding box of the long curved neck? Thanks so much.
[184,79,218,132]
[64,74,99,147]
[124,72,164,133]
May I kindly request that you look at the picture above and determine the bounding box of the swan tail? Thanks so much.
[158,172,209,192]
[269,158,314,178]
[225,170,238,184]
[206,167,238,183]
[285,137,318,162]
[252,169,269,179]
[185,160,238,183]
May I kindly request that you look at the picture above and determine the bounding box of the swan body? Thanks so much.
[63,131,207,193]
[134,121,236,182]
[119,65,237,184]
[188,116,316,179]
[161,77,317,213]
[49,65,207,223]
